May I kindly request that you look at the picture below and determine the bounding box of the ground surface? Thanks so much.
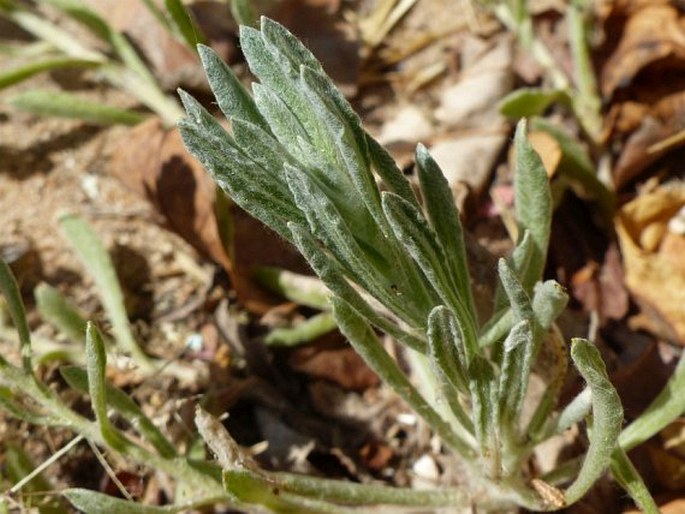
[1,0,685,513]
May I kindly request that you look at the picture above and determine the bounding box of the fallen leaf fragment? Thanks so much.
[615,183,685,344]
[600,4,685,99]
[109,118,308,314]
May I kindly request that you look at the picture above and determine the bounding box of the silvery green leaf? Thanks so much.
[300,67,386,228]
[288,223,426,351]
[513,120,552,292]
[285,166,413,324]
[61,366,176,458]
[240,25,332,160]
[251,82,311,164]
[35,283,88,345]
[260,17,324,75]
[497,258,534,323]
[468,355,499,470]
[177,89,230,141]
[381,191,478,358]
[416,144,476,322]
[332,298,476,459]
[553,387,591,435]
[493,230,533,312]
[85,322,129,451]
[427,306,468,394]
[497,319,533,424]
[366,134,418,207]
[231,118,293,172]
[563,338,623,504]
[64,489,197,513]
[427,307,474,434]
[480,276,567,348]
[178,110,304,240]
[531,280,568,330]
[60,214,148,370]
[0,258,31,371]
[197,44,267,130]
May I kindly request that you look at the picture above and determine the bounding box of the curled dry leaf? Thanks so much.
[600,3,685,100]
[600,2,685,186]
[615,183,685,344]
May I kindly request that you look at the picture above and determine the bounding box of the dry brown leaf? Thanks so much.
[600,4,685,99]
[110,118,231,270]
[612,90,685,188]
[615,183,685,343]
[288,332,380,392]
[570,242,629,323]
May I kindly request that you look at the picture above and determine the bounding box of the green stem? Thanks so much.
[567,2,603,143]
[0,360,226,500]
[492,3,569,90]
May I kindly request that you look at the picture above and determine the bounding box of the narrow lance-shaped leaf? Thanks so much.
[427,307,475,436]
[64,489,200,514]
[0,258,31,372]
[552,387,591,436]
[178,93,305,241]
[285,166,417,326]
[513,120,552,292]
[332,297,477,460]
[8,90,146,125]
[382,191,478,359]
[497,319,533,425]
[35,283,88,345]
[563,338,623,504]
[427,306,469,394]
[0,56,100,90]
[468,355,500,476]
[164,0,206,48]
[61,366,176,458]
[85,322,130,452]
[60,214,153,370]
[416,144,477,324]
[239,25,334,162]
[196,45,266,130]
[366,134,419,207]
[288,223,426,352]
[301,66,386,231]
